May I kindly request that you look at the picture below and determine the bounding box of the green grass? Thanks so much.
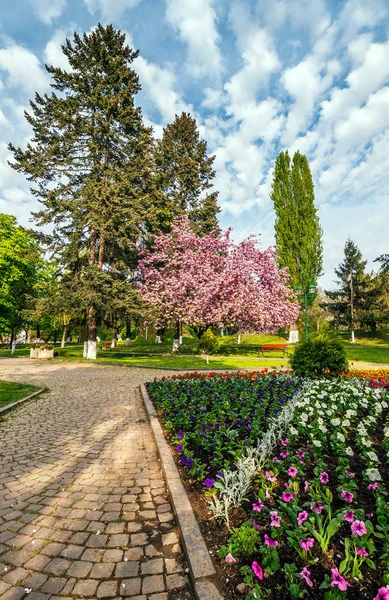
[95,354,289,369]
[0,381,41,407]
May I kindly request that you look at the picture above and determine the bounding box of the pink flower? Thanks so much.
[252,500,264,512]
[347,471,355,477]
[297,510,309,526]
[319,472,329,484]
[351,520,367,536]
[310,502,323,514]
[300,538,314,551]
[368,482,378,490]
[355,547,369,556]
[251,561,263,580]
[253,519,260,530]
[264,534,278,547]
[265,471,277,482]
[300,567,313,587]
[304,480,311,492]
[272,457,280,463]
[374,587,389,600]
[281,491,294,502]
[288,467,298,477]
[306,444,312,452]
[270,511,281,527]
[341,489,354,503]
[296,449,305,458]
[331,568,349,591]
[225,553,236,563]
[344,511,355,522]
[281,439,289,446]
[265,488,271,500]
[280,451,289,458]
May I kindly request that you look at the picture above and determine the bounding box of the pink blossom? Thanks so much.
[355,547,369,556]
[300,538,314,551]
[270,511,281,527]
[331,568,349,591]
[264,534,278,547]
[296,450,305,458]
[272,457,280,463]
[347,471,355,477]
[368,482,378,490]
[265,471,277,482]
[306,444,312,452]
[319,472,329,484]
[310,502,323,514]
[288,467,298,477]
[252,500,264,512]
[374,587,389,600]
[265,488,271,500]
[251,561,263,580]
[341,489,354,503]
[281,491,294,502]
[253,519,260,530]
[304,480,311,492]
[300,567,313,587]
[280,451,289,458]
[344,511,355,522]
[281,439,289,446]
[351,520,367,536]
[297,510,309,526]
[225,553,236,563]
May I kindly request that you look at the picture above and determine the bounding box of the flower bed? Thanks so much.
[148,372,389,600]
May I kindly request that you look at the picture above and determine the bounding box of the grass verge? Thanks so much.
[0,381,42,408]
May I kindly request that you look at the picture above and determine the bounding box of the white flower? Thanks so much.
[367,451,379,462]
[290,426,298,435]
[345,447,354,456]
[342,419,350,427]
[300,413,309,423]
[312,440,322,447]
[319,425,328,433]
[331,418,341,426]
[384,428,389,438]
[381,401,388,409]
[363,438,373,448]
[365,468,382,481]
[337,433,346,443]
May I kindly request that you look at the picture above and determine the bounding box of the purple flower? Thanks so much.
[374,588,389,600]
[186,457,194,469]
[281,491,294,502]
[296,449,305,458]
[344,511,355,522]
[355,547,369,556]
[288,467,298,477]
[347,471,355,477]
[216,471,223,478]
[177,430,184,440]
[331,568,349,591]
[175,444,183,453]
[252,500,264,512]
[300,538,314,551]
[281,439,289,446]
[253,519,260,530]
[264,534,278,547]
[341,489,354,503]
[297,510,308,526]
[251,561,263,580]
[306,444,312,452]
[300,567,313,587]
[280,451,289,458]
[351,520,367,536]
[204,478,215,488]
[319,472,329,484]
[270,511,281,527]
[224,553,236,563]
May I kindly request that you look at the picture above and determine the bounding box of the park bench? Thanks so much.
[259,343,288,357]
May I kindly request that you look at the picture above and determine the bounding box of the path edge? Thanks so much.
[0,388,45,415]
[140,384,223,600]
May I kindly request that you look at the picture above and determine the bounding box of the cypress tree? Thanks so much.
[155,112,220,235]
[271,150,323,292]
[9,25,157,358]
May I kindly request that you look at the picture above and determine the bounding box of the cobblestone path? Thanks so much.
[0,359,194,600]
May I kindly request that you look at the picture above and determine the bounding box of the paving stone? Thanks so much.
[124,547,143,560]
[166,574,187,590]
[21,572,48,589]
[41,542,66,557]
[90,562,115,578]
[0,581,11,595]
[141,575,165,595]
[41,577,67,594]
[149,594,168,600]
[141,558,164,575]
[97,580,118,598]
[115,561,139,577]
[43,557,70,576]
[81,547,105,562]
[130,533,148,546]
[3,567,29,585]
[0,587,26,600]
[67,559,92,577]
[24,554,51,571]
[72,579,98,597]
[60,544,84,559]
[26,593,51,600]
[120,579,141,596]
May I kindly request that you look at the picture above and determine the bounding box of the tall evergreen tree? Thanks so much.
[271,150,323,292]
[155,112,220,235]
[9,25,158,358]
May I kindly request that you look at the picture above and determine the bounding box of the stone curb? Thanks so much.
[140,384,223,600]
[0,388,45,415]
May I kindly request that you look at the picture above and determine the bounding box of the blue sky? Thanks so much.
[0,0,389,288]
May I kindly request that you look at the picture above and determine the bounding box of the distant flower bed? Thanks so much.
[147,370,301,482]
[342,368,389,384]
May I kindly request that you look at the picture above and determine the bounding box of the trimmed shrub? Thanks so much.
[290,337,348,376]
[198,329,220,355]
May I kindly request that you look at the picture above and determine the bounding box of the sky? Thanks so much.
[0,0,388,288]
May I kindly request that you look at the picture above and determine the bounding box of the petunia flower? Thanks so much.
[253,519,260,530]
[300,567,313,587]
[281,439,289,446]
[330,568,349,591]
[296,449,305,458]
[272,457,281,463]
[344,511,355,522]
[177,430,184,440]
[281,491,294,502]
[341,489,354,503]
[355,547,369,556]
[264,534,278,547]
[300,537,314,551]
[351,520,367,536]
[288,467,298,477]
[310,502,323,514]
[374,587,389,600]
[251,561,263,580]
[297,510,309,526]
[252,500,264,512]
[204,478,215,488]
[304,480,311,492]
[225,553,236,563]
[280,451,289,458]
[368,482,378,490]
[175,444,183,453]
[319,472,329,484]
[265,471,277,482]
[270,511,281,527]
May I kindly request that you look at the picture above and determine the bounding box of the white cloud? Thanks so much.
[83,0,142,21]
[43,29,72,71]
[166,0,222,78]
[26,0,66,24]
[0,43,49,96]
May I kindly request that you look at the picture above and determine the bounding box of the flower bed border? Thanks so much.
[0,388,45,415]
[140,383,223,600]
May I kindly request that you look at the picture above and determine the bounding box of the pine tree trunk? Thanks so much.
[61,324,67,348]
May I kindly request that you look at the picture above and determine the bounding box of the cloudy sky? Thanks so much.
[0,0,388,287]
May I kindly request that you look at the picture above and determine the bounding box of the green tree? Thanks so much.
[9,25,159,359]
[155,112,220,235]
[271,150,323,292]
[0,213,40,344]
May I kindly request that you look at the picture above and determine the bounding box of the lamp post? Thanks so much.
[296,284,316,342]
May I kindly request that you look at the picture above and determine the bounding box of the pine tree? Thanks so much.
[9,25,158,358]
[155,112,220,235]
[271,150,323,292]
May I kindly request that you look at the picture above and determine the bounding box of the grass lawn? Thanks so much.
[96,354,289,369]
[0,381,42,407]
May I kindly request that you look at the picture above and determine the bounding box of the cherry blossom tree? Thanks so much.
[138,217,299,340]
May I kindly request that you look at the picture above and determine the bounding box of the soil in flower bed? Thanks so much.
[148,373,389,600]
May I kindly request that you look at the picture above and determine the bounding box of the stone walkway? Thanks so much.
[0,359,194,600]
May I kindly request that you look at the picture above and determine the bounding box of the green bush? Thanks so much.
[290,337,348,376]
[54,348,67,357]
[198,329,220,355]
